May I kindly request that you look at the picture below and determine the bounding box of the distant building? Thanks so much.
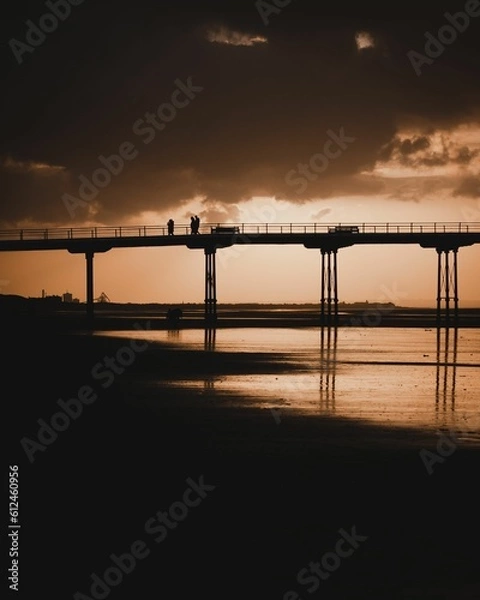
[63,292,73,303]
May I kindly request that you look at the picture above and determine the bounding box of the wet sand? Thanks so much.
[6,328,480,599]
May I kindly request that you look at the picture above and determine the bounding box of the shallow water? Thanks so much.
[93,326,480,444]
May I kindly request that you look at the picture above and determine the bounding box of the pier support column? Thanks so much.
[85,251,95,323]
[320,249,338,325]
[436,248,459,327]
[205,248,217,323]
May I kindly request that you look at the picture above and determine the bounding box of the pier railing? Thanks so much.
[0,222,479,241]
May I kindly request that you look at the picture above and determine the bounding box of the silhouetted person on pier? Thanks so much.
[190,216,195,234]
[167,219,174,235]
[194,215,200,234]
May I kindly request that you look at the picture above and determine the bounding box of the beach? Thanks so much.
[4,0,480,596]
[5,316,480,600]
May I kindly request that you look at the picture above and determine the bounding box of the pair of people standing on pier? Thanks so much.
[190,215,200,234]
[167,216,200,235]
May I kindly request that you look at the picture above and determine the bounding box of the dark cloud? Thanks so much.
[400,137,431,156]
[311,208,333,220]
[453,176,480,198]
[2,0,480,225]
[376,134,479,171]
[195,202,240,224]
[378,136,431,161]
[454,146,479,165]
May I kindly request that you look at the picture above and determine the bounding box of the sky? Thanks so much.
[1,0,480,306]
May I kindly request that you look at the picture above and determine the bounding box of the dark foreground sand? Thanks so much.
[5,327,480,600]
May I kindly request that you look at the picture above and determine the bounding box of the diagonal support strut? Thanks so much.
[205,248,217,323]
[320,249,338,325]
[436,248,459,328]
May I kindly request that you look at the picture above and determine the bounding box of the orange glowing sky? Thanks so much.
[1,2,480,306]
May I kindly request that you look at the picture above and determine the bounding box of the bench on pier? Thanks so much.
[328,225,360,234]
[211,226,240,234]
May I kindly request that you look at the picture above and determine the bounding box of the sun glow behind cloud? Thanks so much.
[206,26,268,47]
[355,31,375,51]
[359,125,480,202]
[2,156,66,176]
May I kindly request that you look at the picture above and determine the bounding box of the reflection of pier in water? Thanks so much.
[319,326,337,412]
[203,328,217,391]
[435,327,458,423]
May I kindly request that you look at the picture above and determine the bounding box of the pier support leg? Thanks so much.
[85,251,94,323]
[453,249,459,322]
[320,249,338,325]
[436,248,459,328]
[205,248,217,323]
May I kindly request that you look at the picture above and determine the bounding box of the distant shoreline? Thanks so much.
[2,295,480,312]
[2,310,480,331]
[2,295,479,330]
